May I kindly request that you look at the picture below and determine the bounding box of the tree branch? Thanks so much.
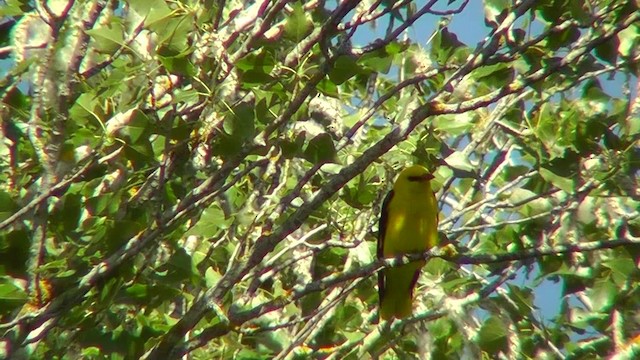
[171,236,640,357]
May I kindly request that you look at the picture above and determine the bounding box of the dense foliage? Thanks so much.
[1,0,639,358]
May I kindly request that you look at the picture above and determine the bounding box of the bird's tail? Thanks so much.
[380,292,413,320]
[379,264,421,320]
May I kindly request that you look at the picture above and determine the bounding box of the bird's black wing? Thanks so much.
[377,189,394,305]
[377,189,393,259]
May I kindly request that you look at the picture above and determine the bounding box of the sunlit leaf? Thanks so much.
[478,316,508,354]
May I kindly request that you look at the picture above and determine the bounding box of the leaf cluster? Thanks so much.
[0,0,639,359]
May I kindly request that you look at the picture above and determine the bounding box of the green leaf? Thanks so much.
[81,347,102,356]
[342,175,378,209]
[240,70,276,86]
[519,46,547,73]
[59,193,83,233]
[284,2,311,41]
[536,0,569,24]
[172,88,199,104]
[313,247,348,278]
[474,63,514,89]
[185,204,231,237]
[279,133,305,159]
[433,113,475,135]
[602,249,636,285]
[484,0,510,28]
[502,165,531,182]
[128,0,173,29]
[0,0,27,17]
[430,27,466,65]
[617,24,640,57]
[2,87,29,119]
[532,102,565,157]
[126,138,155,168]
[222,103,256,141]
[507,284,534,315]
[254,93,277,124]
[205,267,222,288]
[166,248,196,282]
[594,34,619,65]
[316,78,339,97]
[125,284,149,299]
[444,151,474,172]
[84,18,125,54]
[588,277,616,312]
[516,190,552,218]
[506,188,535,205]
[213,103,256,157]
[120,109,149,144]
[158,55,196,77]
[545,27,580,50]
[359,49,393,74]
[568,307,609,331]
[385,41,409,56]
[303,133,338,164]
[0,277,28,301]
[423,258,454,275]
[236,50,276,73]
[237,50,277,86]
[86,194,112,216]
[328,55,363,85]
[0,191,17,222]
[69,93,101,127]
[567,1,591,25]
[539,167,574,192]
[153,14,195,53]
[236,348,272,360]
[478,316,508,354]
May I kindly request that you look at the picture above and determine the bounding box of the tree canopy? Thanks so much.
[1,0,639,358]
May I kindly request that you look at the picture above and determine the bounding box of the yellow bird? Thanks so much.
[378,165,439,320]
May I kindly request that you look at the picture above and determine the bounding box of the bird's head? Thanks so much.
[394,165,434,192]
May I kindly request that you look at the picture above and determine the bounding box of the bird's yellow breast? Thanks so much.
[383,189,438,257]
